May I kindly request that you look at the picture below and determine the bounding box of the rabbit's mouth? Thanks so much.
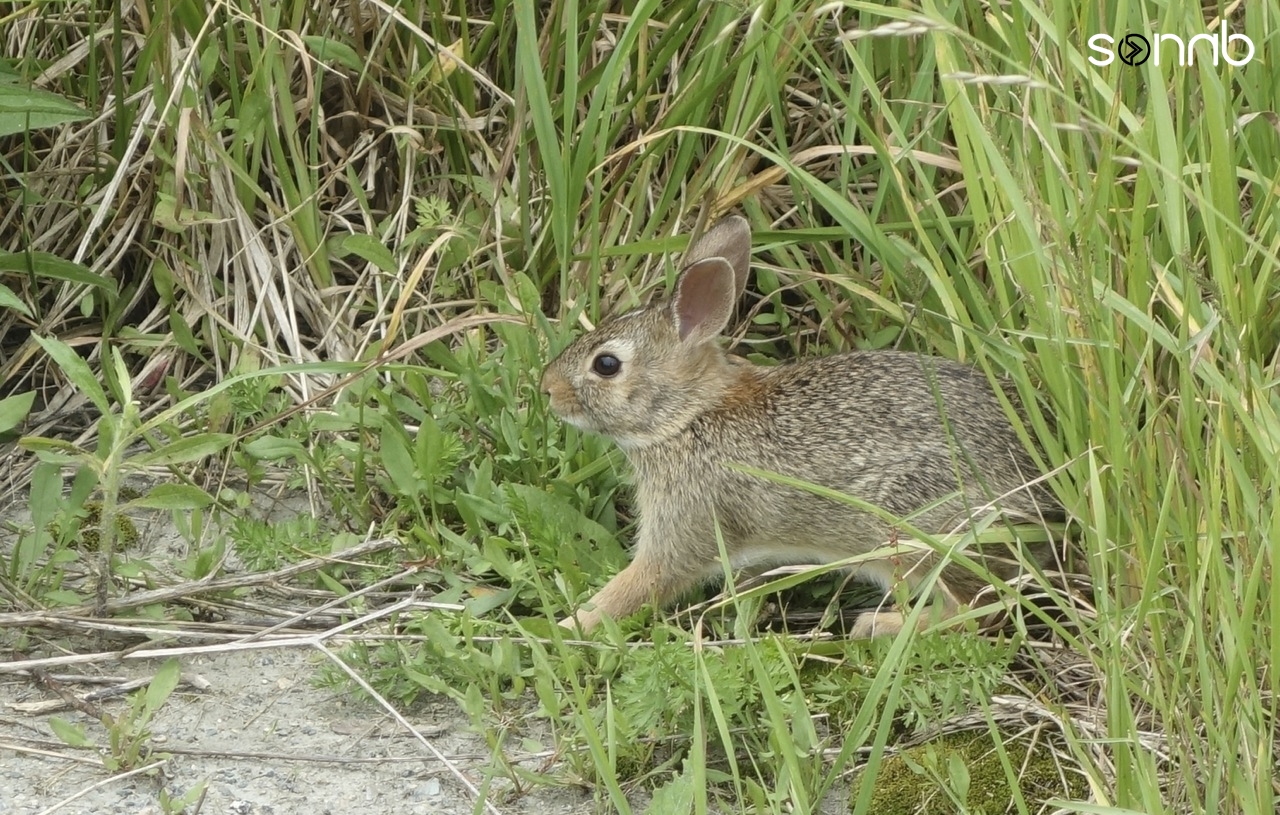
[553,408,598,433]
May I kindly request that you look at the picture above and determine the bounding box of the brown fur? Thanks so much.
[540,216,1061,636]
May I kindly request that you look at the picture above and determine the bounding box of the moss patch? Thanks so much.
[77,501,142,551]
[864,729,1087,814]
[47,493,143,552]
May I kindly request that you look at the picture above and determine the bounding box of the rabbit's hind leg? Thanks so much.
[847,601,962,639]
[847,556,976,639]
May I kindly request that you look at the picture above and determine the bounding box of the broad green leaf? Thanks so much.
[145,659,182,711]
[0,282,31,315]
[18,436,87,456]
[315,570,348,597]
[151,259,175,304]
[44,590,85,606]
[18,461,63,576]
[153,192,222,232]
[124,483,216,510]
[134,433,234,466]
[0,84,89,137]
[329,234,396,273]
[23,449,85,467]
[243,436,308,461]
[301,36,363,73]
[32,335,110,415]
[48,717,95,748]
[0,252,117,294]
[0,391,35,434]
[168,310,202,357]
[109,347,133,411]
[380,424,419,493]
[646,762,696,815]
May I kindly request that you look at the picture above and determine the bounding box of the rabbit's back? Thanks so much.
[630,349,1057,570]
[768,350,1048,513]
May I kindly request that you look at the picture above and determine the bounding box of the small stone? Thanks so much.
[411,777,443,800]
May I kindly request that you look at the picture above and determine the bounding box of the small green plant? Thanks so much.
[157,781,209,815]
[17,339,224,612]
[48,658,182,772]
[102,658,181,771]
[228,513,332,571]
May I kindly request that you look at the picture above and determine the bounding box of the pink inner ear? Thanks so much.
[675,259,733,342]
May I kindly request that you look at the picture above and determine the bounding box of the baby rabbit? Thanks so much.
[541,216,1060,636]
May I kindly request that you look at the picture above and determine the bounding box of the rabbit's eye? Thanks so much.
[591,353,622,377]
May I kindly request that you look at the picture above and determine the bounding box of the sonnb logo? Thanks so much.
[1089,21,1255,67]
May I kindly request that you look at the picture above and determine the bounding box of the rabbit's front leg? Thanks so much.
[559,546,695,633]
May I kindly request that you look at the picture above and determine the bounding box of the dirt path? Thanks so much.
[1,647,598,814]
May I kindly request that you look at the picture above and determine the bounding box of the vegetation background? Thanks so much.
[2,0,1277,813]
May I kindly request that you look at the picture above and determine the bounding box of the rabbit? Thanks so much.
[540,215,1062,636]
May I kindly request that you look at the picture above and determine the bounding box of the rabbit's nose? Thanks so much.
[540,369,570,407]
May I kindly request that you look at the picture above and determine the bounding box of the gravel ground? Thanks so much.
[1,647,598,815]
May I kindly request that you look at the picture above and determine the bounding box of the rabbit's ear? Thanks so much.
[672,258,736,344]
[683,216,751,299]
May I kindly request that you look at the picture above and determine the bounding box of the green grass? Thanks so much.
[2,0,1279,813]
